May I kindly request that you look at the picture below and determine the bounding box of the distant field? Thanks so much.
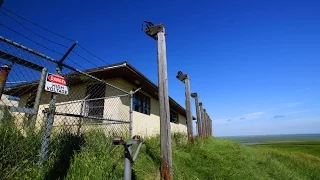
[253,141,320,158]
[219,134,320,144]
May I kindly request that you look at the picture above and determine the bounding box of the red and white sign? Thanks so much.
[45,73,69,95]
[47,74,67,85]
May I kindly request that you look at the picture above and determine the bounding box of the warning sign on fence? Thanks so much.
[45,73,69,95]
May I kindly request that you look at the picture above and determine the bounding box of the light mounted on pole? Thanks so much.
[143,20,173,180]
[176,71,194,142]
[176,71,187,82]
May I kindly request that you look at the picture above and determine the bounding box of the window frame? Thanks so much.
[85,83,106,119]
[133,91,151,115]
[170,110,179,124]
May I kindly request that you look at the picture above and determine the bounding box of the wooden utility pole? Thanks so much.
[207,113,210,137]
[176,71,194,142]
[203,109,208,138]
[199,102,204,138]
[208,116,212,137]
[191,93,201,137]
[206,113,210,137]
[210,117,213,136]
[143,22,172,180]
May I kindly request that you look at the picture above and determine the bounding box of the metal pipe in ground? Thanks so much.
[124,144,132,180]
[0,64,11,98]
[39,43,76,165]
[30,68,47,132]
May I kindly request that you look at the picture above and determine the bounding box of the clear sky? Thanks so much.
[1,0,320,136]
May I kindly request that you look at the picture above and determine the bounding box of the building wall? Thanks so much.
[16,78,187,137]
[107,78,187,137]
[0,94,19,107]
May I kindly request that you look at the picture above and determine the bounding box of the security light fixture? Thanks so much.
[191,93,198,98]
[142,21,164,40]
[176,71,188,82]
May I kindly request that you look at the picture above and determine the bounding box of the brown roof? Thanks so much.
[5,61,195,120]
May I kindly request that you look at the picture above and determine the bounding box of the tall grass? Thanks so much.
[133,137,320,180]
[1,114,319,180]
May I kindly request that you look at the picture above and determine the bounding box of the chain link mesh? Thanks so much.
[0,37,130,179]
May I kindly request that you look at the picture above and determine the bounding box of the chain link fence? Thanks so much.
[0,37,131,179]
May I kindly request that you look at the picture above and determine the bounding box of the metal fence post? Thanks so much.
[129,90,133,139]
[39,42,77,165]
[124,142,132,180]
[30,68,47,132]
[0,64,11,98]
[77,100,84,135]
[124,90,135,179]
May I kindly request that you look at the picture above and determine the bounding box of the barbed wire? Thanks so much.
[77,44,109,65]
[1,7,110,66]
[0,23,64,56]
[1,7,75,42]
[69,51,101,68]
[0,10,69,48]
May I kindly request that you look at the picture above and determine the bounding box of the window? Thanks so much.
[170,110,179,124]
[25,93,36,108]
[8,95,20,101]
[85,84,106,118]
[133,91,150,115]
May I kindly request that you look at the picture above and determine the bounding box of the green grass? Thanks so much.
[253,141,320,158]
[1,117,320,180]
[220,134,320,144]
[133,136,320,180]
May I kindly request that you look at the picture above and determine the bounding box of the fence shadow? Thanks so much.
[45,133,85,180]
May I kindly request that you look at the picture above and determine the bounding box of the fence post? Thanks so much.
[129,90,133,139]
[0,64,11,98]
[123,90,134,179]
[124,143,132,180]
[30,68,47,132]
[143,22,173,180]
[39,42,77,165]
[191,93,201,137]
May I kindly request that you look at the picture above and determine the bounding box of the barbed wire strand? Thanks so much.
[1,7,109,66]
[0,23,64,56]
[77,44,109,65]
[70,51,101,68]
[1,7,75,42]
[0,10,69,48]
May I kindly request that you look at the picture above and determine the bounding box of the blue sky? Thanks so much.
[1,0,320,136]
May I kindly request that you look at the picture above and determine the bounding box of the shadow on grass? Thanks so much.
[45,133,85,180]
